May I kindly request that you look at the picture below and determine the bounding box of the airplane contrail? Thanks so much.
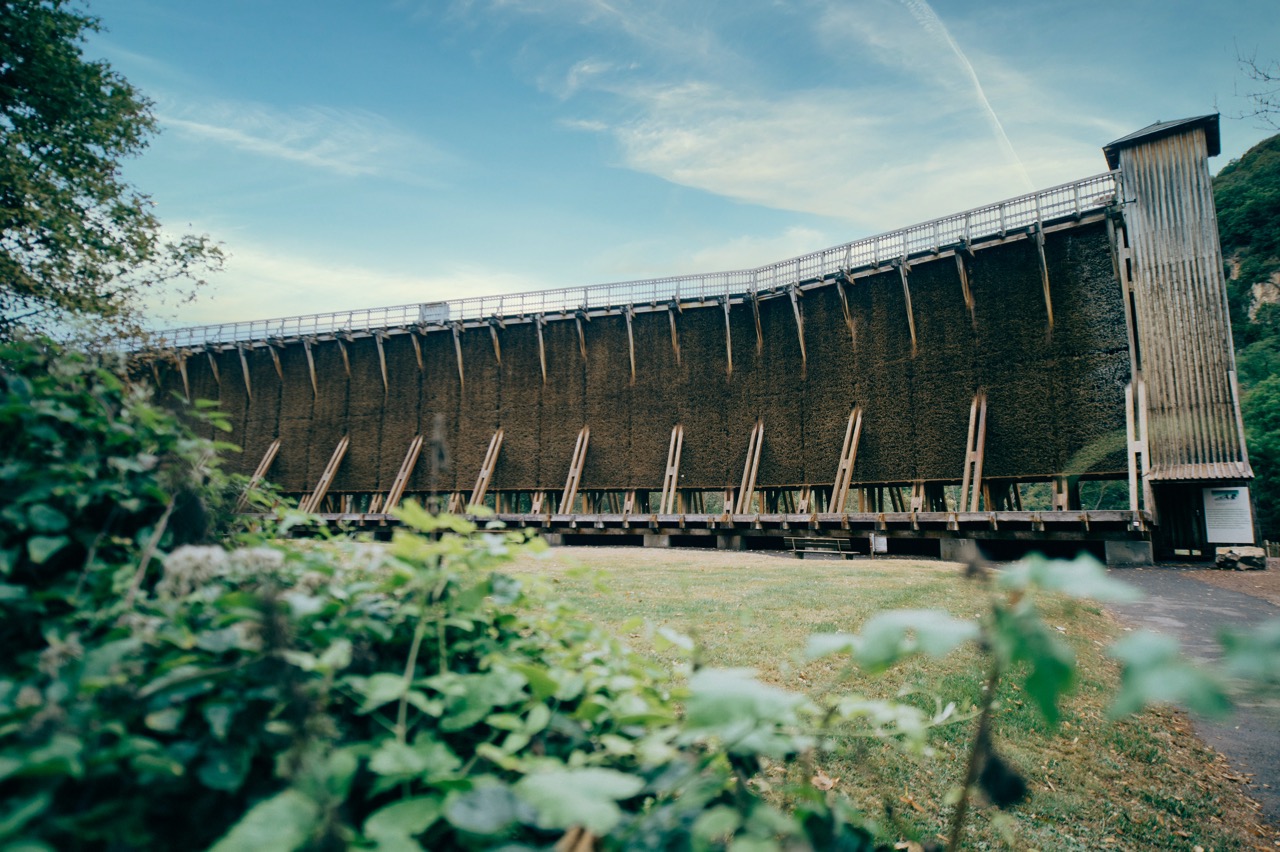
[897,0,1034,190]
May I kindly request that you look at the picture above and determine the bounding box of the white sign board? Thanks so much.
[870,534,888,554]
[1202,487,1255,544]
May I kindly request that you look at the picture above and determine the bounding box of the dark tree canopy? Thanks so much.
[0,0,219,339]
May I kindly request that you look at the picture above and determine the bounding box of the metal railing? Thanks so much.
[154,171,1118,349]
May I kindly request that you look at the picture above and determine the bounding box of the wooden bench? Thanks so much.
[784,536,855,559]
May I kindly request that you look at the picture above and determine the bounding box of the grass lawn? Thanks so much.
[507,546,1276,851]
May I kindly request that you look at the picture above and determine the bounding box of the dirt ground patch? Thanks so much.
[1191,559,1280,607]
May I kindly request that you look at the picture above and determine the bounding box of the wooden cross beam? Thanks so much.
[959,391,988,512]
[300,435,350,513]
[384,434,425,513]
[735,418,764,514]
[831,407,864,513]
[659,424,684,514]
[236,437,281,512]
[560,426,590,513]
[470,429,504,507]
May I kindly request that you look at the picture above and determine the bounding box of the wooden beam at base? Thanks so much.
[560,426,590,513]
[385,434,425,512]
[959,391,988,512]
[237,437,281,511]
[832,407,864,512]
[470,429,504,507]
[300,435,350,513]
[735,418,764,514]
[659,424,684,514]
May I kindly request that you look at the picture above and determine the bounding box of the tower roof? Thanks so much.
[1103,114,1220,169]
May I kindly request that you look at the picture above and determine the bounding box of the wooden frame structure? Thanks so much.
[560,426,590,514]
[300,436,349,513]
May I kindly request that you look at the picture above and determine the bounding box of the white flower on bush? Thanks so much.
[157,545,229,598]
[228,546,285,577]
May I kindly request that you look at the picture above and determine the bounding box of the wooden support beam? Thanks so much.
[206,350,221,388]
[469,429,504,507]
[385,434,425,512]
[575,314,588,362]
[338,337,352,378]
[831,407,864,512]
[489,320,502,366]
[622,490,636,515]
[300,435,349,513]
[447,492,465,514]
[796,485,812,514]
[955,252,976,326]
[735,418,764,514]
[237,344,253,403]
[910,481,925,513]
[1035,223,1054,329]
[151,359,161,388]
[1051,476,1078,512]
[722,297,733,377]
[530,491,546,515]
[411,332,424,374]
[624,306,636,385]
[269,345,283,381]
[236,437,281,511]
[1125,382,1149,515]
[452,323,465,390]
[835,278,856,348]
[788,285,807,365]
[560,426,590,513]
[750,293,763,355]
[897,260,918,356]
[303,338,319,397]
[659,424,684,514]
[536,315,548,384]
[668,305,681,366]
[375,332,389,392]
[959,391,988,512]
[177,355,191,403]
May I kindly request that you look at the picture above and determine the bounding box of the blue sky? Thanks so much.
[92,0,1280,327]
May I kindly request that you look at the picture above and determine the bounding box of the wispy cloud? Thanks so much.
[161,101,454,182]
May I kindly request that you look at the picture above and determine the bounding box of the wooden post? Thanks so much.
[338,337,352,378]
[789,285,807,365]
[300,435,350,513]
[575,314,588,361]
[751,293,763,354]
[452,323,465,390]
[530,491,546,515]
[269,344,283,381]
[660,424,684,514]
[560,426,590,513]
[237,344,252,403]
[236,437,281,511]
[374,332,389,393]
[303,338,319,397]
[489,318,503,366]
[385,434,425,512]
[897,260,917,356]
[832,407,863,512]
[835,277,856,348]
[470,429,504,507]
[959,391,988,512]
[735,418,764,514]
[955,251,976,326]
[1035,223,1054,329]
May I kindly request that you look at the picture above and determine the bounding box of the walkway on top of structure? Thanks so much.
[153,171,1119,350]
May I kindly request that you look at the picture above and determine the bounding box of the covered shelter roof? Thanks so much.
[1103,114,1220,169]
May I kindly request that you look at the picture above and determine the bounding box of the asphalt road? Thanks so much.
[1107,567,1280,827]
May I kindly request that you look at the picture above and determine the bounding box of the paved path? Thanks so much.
[1108,567,1280,827]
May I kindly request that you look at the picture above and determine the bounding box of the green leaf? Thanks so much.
[439,670,527,732]
[990,604,1075,724]
[0,583,26,601]
[807,610,978,672]
[25,504,68,533]
[1108,630,1232,718]
[0,793,51,840]
[348,673,409,713]
[998,553,1142,602]
[25,536,68,565]
[368,737,461,784]
[208,789,321,852]
[443,785,519,835]
[515,768,645,835]
[144,707,184,733]
[364,796,442,849]
[198,747,251,792]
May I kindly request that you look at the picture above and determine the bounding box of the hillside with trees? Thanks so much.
[1215,132,1280,539]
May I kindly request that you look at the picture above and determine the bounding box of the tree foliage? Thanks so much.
[0,0,220,339]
